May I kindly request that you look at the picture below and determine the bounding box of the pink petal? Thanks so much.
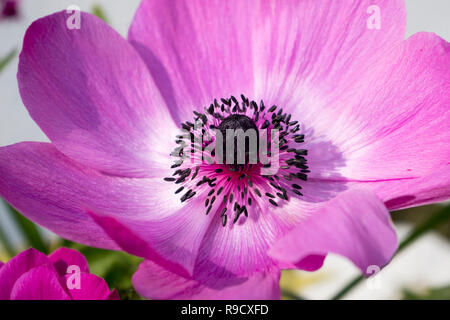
[0,248,53,299]
[0,142,220,275]
[64,273,115,300]
[333,33,450,209]
[18,11,177,178]
[383,164,450,210]
[295,255,326,272]
[132,260,281,300]
[253,0,406,113]
[129,0,254,123]
[108,197,315,291]
[48,247,89,277]
[10,265,70,300]
[192,196,310,278]
[88,197,215,277]
[0,142,182,251]
[129,0,405,122]
[107,289,120,300]
[269,189,398,275]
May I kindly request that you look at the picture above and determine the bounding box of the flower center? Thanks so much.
[216,114,259,167]
[164,95,309,227]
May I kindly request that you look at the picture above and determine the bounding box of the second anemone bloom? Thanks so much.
[0,0,19,19]
[0,0,449,299]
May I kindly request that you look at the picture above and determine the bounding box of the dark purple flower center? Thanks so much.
[164,95,309,227]
[216,114,259,167]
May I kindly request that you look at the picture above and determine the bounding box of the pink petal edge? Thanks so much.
[269,189,398,275]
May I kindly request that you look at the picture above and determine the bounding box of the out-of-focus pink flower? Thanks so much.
[1,0,19,19]
[0,0,449,299]
[0,248,119,300]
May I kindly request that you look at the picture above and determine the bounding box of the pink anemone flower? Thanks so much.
[0,248,119,300]
[0,0,449,299]
[1,0,19,19]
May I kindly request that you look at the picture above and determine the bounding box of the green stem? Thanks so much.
[0,48,17,73]
[332,205,450,300]
[331,275,364,300]
[282,289,305,300]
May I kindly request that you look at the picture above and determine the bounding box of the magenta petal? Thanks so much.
[0,142,175,251]
[295,255,326,272]
[48,247,89,277]
[132,260,281,300]
[108,289,120,300]
[88,212,190,278]
[10,265,70,300]
[2,248,118,300]
[269,190,398,275]
[88,197,215,277]
[64,273,114,300]
[18,11,177,178]
[0,142,214,269]
[384,164,450,210]
[0,142,121,250]
[0,248,53,299]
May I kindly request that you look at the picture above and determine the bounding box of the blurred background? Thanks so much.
[0,0,449,300]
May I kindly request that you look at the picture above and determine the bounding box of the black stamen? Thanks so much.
[222,214,228,227]
[175,186,184,194]
[167,95,309,226]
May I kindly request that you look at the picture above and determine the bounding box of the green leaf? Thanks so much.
[0,217,16,258]
[332,205,450,300]
[402,285,450,300]
[2,199,48,254]
[91,5,108,23]
[0,48,16,73]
